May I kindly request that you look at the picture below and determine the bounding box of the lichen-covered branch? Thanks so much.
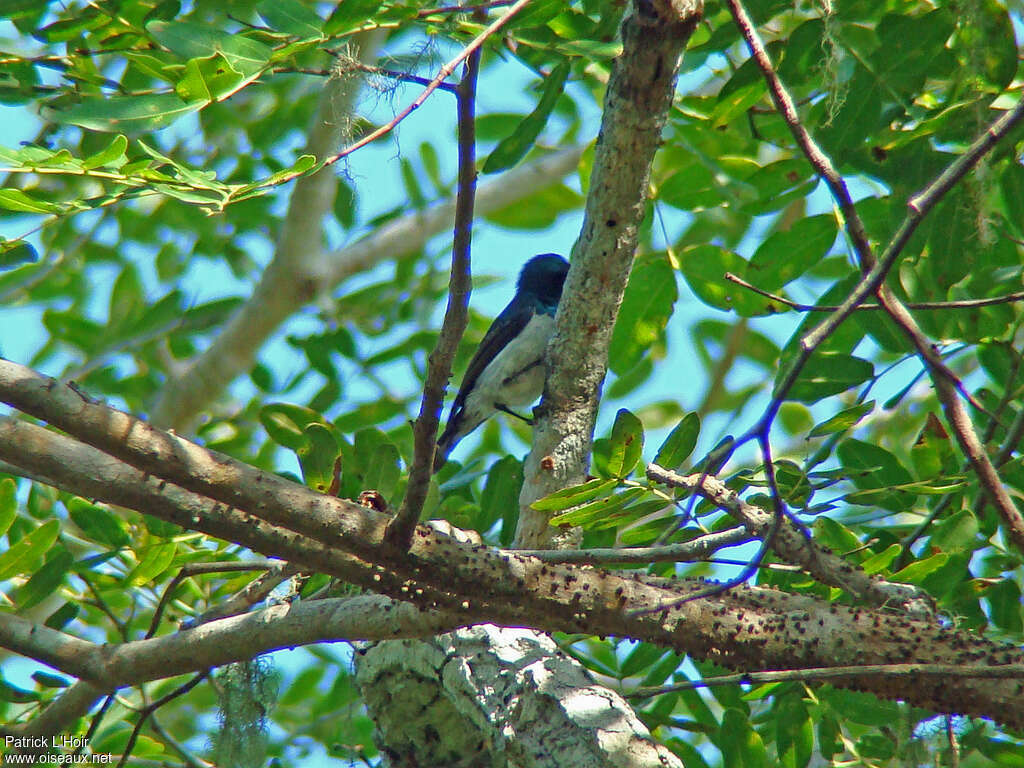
[1,371,1022,728]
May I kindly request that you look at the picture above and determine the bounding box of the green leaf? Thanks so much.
[297,423,341,493]
[82,134,128,169]
[653,412,700,470]
[56,94,207,133]
[549,487,646,527]
[606,409,644,478]
[0,678,39,702]
[0,239,39,269]
[748,215,838,292]
[483,184,583,229]
[0,519,60,580]
[808,400,874,438]
[0,188,61,214]
[31,671,70,689]
[334,177,357,228]
[257,0,324,39]
[928,509,979,553]
[855,544,898,576]
[324,0,382,35]
[780,352,873,404]
[66,498,130,548]
[143,0,181,23]
[16,549,72,611]
[620,642,667,679]
[0,478,16,537]
[44,602,79,630]
[837,438,915,512]
[824,689,902,730]
[261,402,326,450]
[910,413,956,480]
[479,457,523,546]
[719,708,767,768]
[129,540,177,586]
[609,260,678,374]
[362,442,401,501]
[891,553,949,584]
[985,579,1023,633]
[679,244,780,316]
[776,697,813,768]
[812,517,862,556]
[175,55,246,104]
[532,478,619,512]
[146,21,273,76]
[483,62,569,174]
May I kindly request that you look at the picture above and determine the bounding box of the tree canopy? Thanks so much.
[1,0,1024,766]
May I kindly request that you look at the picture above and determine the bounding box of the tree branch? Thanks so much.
[386,37,482,550]
[726,0,1024,552]
[516,0,704,549]
[2,372,1022,728]
[513,526,751,565]
[628,662,1024,698]
[645,464,932,613]
[724,272,1024,312]
[321,0,531,168]
[0,596,459,741]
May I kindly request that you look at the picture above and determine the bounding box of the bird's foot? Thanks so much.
[495,402,533,425]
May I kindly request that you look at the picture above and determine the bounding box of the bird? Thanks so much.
[434,253,570,472]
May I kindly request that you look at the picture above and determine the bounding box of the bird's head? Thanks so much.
[517,253,569,308]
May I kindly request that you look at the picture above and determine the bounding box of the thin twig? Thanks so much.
[186,562,301,628]
[725,272,1024,312]
[646,464,932,612]
[880,294,1024,551]
[322,0,530,167]
[513,527,752,564]
[76,694,114,756]
[636,439,788,614]
[384,21,484,551]
[115,671,210,768]
[319,57,461,93]
[147,560,286,638]
[416,0,515,17]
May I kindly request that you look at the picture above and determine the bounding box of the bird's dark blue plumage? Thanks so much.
[435,254,570,471]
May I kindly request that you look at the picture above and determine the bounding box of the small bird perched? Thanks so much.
[434,253,570,472]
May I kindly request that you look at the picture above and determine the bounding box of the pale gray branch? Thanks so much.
[0,596,458,739]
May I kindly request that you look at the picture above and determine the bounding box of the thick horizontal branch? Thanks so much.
[1,369,1022,727]
[0,596,458,740]
[0,596,457,693]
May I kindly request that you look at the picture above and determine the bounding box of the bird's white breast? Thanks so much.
[462,312,555,422]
